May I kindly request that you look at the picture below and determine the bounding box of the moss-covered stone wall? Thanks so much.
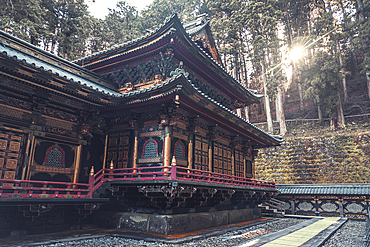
[255,132,370,184]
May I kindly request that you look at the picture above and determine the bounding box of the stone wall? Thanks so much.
[255,132,370,184]
[94,208,262,235]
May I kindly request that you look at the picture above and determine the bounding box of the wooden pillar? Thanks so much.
[231,149,235,176]
[291,200,296,215]
[21,132,34,180]
[25,134,36,180]
[132,129,139,169]
[339,200,344,217]
[163,125,171,167]
[208,141,212,172]
[243,156,246,178]
[102,134,108,170]
[188,135,193,169]
[73,145,82,183]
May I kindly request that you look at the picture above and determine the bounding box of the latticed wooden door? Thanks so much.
[235,149,244,177]
[214,142,232,175]
[108,131,130,169]
[194,135,208,171]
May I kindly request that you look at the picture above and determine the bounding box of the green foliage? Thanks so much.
[301,51,342,116]
[141,0,206,31]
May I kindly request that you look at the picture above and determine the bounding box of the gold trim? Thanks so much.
[103,134,108,169]
[25,135,36,180]
[163,126,171,167]
[133,130,139,169]
[72,145,82,183]
[208,141,212,172]
[243,157,246,178]
[188,138,193,169]
[231,149,235,176]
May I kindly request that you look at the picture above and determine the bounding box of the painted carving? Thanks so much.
[298,202,313,211]
[0,140,7,150]
[345,203,364,214]
[9,141,21,152]
[5,159,17,169]
[320,202,338,212]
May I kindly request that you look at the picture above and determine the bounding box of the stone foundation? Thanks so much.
[95,208,261,235]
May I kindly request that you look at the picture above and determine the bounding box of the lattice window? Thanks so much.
[142,138,158,158]
[235,149,244,177]
[194,135,208,171]
[174,141,185,160]
[44,146,65,168]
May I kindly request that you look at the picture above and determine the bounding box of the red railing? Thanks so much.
[0,166,275,200]
[89,166,275,195]
[0,179,90,199]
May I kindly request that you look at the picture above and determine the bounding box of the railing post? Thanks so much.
[170,156,177,180]
[88,166,94,197]
[109,160,114,181]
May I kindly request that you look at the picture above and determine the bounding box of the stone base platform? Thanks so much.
[94,208,262,235]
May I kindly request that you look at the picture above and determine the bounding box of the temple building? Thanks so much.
[0,14,282,235]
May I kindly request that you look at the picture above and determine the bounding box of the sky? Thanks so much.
[88,0,154,19]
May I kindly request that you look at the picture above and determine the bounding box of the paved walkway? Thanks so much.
[237,217,347,247]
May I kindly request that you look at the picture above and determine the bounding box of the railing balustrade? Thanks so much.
[88,165,275,196]
[0,179,90,199]
[0,166,275,199]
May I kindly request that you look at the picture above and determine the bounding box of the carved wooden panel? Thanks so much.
[194,135,208,171]
[0,130,25,180]
[31,139,76,181]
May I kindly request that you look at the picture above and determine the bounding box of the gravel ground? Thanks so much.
[322,220,367,247]
[35,218,306,247]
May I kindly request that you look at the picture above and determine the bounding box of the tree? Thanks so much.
[242,0,283,134]
[43,0,90,60]
[0,0,47,45]
[104,1,143,45]
[141,0,206,31]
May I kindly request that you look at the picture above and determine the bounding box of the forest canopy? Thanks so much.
[1,0,369,134]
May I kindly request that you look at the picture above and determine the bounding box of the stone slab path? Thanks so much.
[236,217,347,247]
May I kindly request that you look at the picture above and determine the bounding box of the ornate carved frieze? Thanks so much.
[0,104,25,120]
[43,106,78,122]
[104,49,177,88]
[0,94,32,111]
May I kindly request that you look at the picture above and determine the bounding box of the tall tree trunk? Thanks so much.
[337,91,345,128]
[336,39,348,101]
[367,73,370,99]
[298,82,304,110]
[244,106,249,122]
[277,86,287,136]
[236,108,242,117]
[261,62,273,134]
[317,96,323,125]
[330,110,335,131]
[356,0,365,21]
[233,53,238,79]
[275,92,280,122]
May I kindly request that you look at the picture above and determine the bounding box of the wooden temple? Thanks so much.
[0,14,283,234]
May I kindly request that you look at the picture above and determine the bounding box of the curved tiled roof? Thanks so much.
[277,184,370,195]
[74,14,262,103]
[0,30,119,97]
[114,71,283,146]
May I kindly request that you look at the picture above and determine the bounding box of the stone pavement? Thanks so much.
[236,216,347,247]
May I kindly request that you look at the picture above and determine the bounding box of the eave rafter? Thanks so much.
[101,74,282,148]
[76,14,262,108]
